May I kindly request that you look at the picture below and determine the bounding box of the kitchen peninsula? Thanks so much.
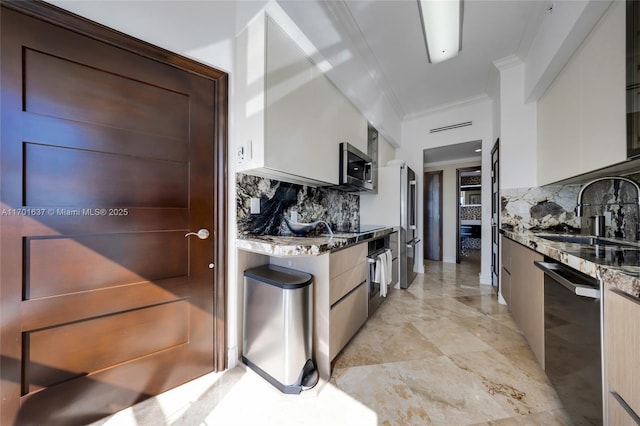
[236,227,397,382]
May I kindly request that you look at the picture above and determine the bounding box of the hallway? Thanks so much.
[92,260,571,425]
[331,259,570,424]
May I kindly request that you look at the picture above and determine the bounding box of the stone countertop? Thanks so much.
[501,229,640,299]
[236,227,397,257]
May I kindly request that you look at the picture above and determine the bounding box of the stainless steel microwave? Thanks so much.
[338,142,373,192]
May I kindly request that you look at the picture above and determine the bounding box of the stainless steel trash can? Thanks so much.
[242,264,318,394]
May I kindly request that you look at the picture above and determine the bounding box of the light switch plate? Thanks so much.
[250,198,260,214]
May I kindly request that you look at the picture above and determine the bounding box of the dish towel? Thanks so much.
[383,250,392,285]
[378,249,392,297]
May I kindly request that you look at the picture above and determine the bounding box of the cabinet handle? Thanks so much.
[534,261,600,299]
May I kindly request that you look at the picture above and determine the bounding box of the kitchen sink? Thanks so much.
[538,234,639,248]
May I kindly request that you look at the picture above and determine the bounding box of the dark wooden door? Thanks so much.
[1,5,226,425]
[423,171,443,261]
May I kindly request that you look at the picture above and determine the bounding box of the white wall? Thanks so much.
[496,58,538,190]
[47,1,237,72]
[400,99,493,282]
[424,160,481,263]
[487,66,501,148]
[378,133,396,166]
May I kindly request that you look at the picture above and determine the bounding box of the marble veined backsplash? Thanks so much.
[501,185,581,233]
[502,176,640,240]
[237,173,359,237]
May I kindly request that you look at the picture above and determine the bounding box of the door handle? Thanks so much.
[534,261,600,299]
[185,229,210,239]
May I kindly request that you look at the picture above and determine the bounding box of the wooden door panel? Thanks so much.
[24,48,190,140]
[21,208,189,236]
[22,113,190,161]
[26,300,189,393]
[17,345,198,426]
[22,277,189,332]
[1,3,226,425]
[26,232,188,299]
[24,143,189,207]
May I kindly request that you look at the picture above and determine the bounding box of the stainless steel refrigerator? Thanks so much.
[360,161,420,288]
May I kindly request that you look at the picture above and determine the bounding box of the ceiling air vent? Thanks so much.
[429,121,472,133]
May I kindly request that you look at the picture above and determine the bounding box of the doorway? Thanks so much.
[424,141,481,265]
[0,3,228,424]
[424,171,443,261]
[457,166,482,264]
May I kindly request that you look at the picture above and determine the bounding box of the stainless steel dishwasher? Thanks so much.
[534,259,602,425]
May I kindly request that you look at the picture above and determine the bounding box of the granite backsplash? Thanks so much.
[237,173,359,237]
[502,174,640,240]
[501,185,581,233]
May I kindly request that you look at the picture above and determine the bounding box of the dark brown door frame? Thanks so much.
[456,165,481,263]
[424,170,443,261]
[491,139,500,293]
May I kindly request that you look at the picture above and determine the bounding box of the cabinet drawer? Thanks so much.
[330,262,366,306]
[606,289,640,417]
[329,282,367,360]
[330,243,366,279]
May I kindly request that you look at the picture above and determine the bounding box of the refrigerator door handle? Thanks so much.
[406,239,421,249]
[409,180,417,230]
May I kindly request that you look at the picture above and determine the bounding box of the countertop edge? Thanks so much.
[236,227,398,257]
[501,229,640,299]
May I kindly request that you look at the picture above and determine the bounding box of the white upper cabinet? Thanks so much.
[236,13,367,186]
[537,1,626,186]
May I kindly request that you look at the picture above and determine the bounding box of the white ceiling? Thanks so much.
[278,0,549,120]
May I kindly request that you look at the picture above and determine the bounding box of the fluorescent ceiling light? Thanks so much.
[418,0,462,64]
[474,148,481,152]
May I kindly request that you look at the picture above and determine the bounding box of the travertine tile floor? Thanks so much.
[92,259,572,426]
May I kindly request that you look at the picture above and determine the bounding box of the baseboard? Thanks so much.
[497,292,506,305]
[479,272,492,285]
[442,256,457,263]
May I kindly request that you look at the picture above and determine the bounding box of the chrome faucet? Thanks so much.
[575,176,640,240]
